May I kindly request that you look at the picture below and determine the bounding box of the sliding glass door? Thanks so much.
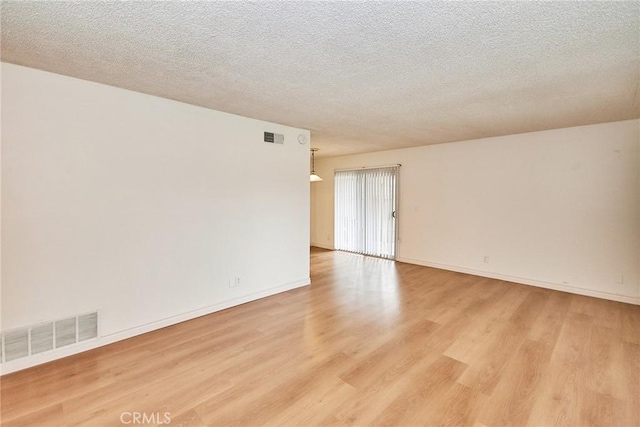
[334,166,398,259]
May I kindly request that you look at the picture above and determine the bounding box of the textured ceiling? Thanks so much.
[2,1,639,157]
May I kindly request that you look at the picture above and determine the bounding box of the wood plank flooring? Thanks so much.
[1,247,639,426]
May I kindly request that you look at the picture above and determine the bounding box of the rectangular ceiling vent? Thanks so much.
[1,311,99,363]
[264,132,284,144]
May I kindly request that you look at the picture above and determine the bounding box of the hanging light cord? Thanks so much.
[311,149,317,173]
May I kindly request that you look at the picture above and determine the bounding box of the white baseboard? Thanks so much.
[311,242,334,250]
[0,278,310,376]
[397,257,639,305]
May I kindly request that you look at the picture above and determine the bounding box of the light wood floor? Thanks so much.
[2,248,639,426]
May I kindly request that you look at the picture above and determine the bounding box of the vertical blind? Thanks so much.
[334,166,398,259]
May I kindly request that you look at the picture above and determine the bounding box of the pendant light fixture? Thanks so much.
[310,148,323,182]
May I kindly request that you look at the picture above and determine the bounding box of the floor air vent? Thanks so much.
[1,311,99,363]
[31,323,54,355]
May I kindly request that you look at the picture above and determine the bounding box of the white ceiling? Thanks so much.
[2,1,639,157]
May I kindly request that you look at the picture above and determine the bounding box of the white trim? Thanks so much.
[0,278,310,376]
[311,243,334,250]
[393,166,400,260]
[397,257,639,305]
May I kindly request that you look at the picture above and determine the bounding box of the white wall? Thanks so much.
[312,120,640,304]
[1,63,310,373]
[0,63,3,336]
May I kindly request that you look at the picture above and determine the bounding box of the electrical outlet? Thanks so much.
[326,234,331,242]
[616,276,624,284]
[229,276,241,288]
[483,256,489,264]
